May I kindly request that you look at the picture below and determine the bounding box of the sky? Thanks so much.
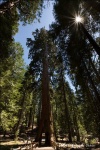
[14,1,55,64]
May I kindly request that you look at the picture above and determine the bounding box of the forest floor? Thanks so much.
[0,133,100,150]
[1,140,100,149]
[0,133,35,150]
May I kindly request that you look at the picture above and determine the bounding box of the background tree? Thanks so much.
[50,0,100,140]
[0,42,25,136]
[0,0,43,24]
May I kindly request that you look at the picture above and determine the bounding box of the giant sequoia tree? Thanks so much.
[27,28,56,146]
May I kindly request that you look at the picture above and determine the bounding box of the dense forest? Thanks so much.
[0,0,100,150]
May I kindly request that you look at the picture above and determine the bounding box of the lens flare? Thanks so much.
[75,16,82,23]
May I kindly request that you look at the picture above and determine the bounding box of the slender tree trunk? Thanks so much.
[32,114,34,130]
[25,112,29,127]
[28,107,33,128]
[53,99,58,141]
[50,107,56,146]
[14,92,26,139]
[37,98,41,127]
[71,99,80,142]
[73,113,80,142]
[61,69,72,143]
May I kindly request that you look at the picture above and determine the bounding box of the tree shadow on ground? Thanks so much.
[0,145,18,150]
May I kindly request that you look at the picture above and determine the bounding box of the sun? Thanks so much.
[75,16,82,23]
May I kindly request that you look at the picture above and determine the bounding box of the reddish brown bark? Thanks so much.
[35,42,54,146]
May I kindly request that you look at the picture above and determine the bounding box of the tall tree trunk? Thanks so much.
[28,107,33,128]
[35,43,54,146]
[32,114,34,130]
[61,69,72,143]
[71,99,80,142]
[53,99,58,141]
[25,112,29,127]
[14,92,26,139]
[37,99,41,128]
[50,107,56,146]
[73,113,80,142]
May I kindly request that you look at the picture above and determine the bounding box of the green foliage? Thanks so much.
[1,110,18,131]
[17,0,43,25]
[0,11,19,59]
[0,0,44,24]
[27,28,57,77]
[0,42,25,132]
[49,0,100,140]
